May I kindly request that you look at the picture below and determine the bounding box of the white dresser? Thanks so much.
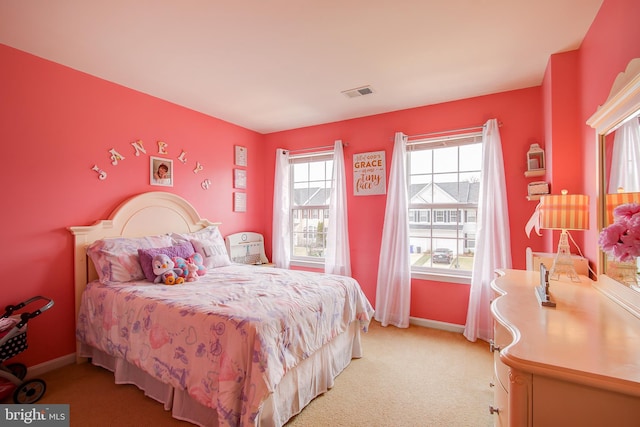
[490,269,640,426]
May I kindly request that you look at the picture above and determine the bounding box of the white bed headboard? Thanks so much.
[68,191,219,359]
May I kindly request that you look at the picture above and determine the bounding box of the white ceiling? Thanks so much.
[0,1,603,134]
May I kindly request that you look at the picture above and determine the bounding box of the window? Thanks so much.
[289,152,333,263]
[407,132,482,277]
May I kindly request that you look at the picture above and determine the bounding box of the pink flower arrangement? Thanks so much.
[598,203,640,262]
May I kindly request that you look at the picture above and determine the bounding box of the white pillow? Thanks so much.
[171,226,231,268]
[87,234,174,283]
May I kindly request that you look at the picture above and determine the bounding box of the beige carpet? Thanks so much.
[6,321,493,426]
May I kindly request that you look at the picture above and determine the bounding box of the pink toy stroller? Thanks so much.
[0,296,54,403]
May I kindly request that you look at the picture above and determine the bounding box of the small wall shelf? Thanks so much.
[524,169,545,178]
[524,143,546,199]
[526,143,545,173]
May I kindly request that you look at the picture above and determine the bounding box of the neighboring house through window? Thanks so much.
[290,151,333,265]
[407,132,482,277]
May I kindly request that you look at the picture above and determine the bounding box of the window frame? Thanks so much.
[288,150,334,268]
[406,132,482,283]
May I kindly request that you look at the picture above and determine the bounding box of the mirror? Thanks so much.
[602,112,640,290]
[587,57,640,318]
[603,113,640,200]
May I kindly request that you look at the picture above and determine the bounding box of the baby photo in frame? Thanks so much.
[150,157,173,187]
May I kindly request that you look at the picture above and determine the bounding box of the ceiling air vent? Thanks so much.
[341,85,375,98]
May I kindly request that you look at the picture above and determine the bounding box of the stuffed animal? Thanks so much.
[161,270,182,285]
[184,261,199,282]
[152,254,184,285]
[187,253,207,276]
[172,256,189,279]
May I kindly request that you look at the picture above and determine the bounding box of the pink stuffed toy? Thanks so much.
[186,253,207,276]
[172,254,206,280]
[184,261,199,282]
[172,256,189,279]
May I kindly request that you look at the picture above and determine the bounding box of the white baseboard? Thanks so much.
[409,316,465,333]
[25,353,76,379]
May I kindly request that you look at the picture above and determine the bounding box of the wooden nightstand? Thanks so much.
[225,232,272,265]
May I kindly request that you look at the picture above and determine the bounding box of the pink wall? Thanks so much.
[540,50,585,254]
[0,44,267,367]
[263,88,545,324]
[578,0,640,265]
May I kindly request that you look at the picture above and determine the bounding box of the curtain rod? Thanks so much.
[284,141,348,155]
[404,121,502,141]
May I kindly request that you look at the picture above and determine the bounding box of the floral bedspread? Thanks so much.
[76,265,374,426]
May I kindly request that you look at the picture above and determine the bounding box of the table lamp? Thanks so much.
[539,190,589,282]
[606,191,640,225]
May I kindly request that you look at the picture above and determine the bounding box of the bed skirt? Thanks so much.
[79,321,362,427]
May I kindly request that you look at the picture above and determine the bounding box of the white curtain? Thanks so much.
[609,117,640,193]
[374,132,411,328]
[464,119,512,342]
[325,140,352,276]
[272,148,291,269]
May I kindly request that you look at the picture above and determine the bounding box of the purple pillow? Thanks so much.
[138,241,195,282]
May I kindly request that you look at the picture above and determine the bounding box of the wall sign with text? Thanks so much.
[353,151,386,196]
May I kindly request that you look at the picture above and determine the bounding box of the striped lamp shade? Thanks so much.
[606,192,640,224]
[539,191,589,230]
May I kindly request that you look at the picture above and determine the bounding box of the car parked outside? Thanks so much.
[432,248,453,264]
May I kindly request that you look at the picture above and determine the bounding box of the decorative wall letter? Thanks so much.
[131,140,146,156]
[193,162,204,174]
[109,149,125,165]
[91,165,107,180]
[201,179,212,190]
[157,141,168,155]
[177,150,188,164]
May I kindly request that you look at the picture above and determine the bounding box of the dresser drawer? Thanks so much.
[492,377,509,427]
[493,320,512,392]
[493,318,511,348]
[494,351,510,392]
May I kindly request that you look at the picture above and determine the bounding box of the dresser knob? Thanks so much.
[489,382,495,388]
[489,339,501,352]
[489,406,500,415]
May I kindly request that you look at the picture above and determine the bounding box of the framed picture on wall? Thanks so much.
[150,157,173,187]
[234,169,247,189]
[235,145,247,167]
[234,192,247,212]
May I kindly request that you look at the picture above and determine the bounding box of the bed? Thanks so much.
[69,191,374,427]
